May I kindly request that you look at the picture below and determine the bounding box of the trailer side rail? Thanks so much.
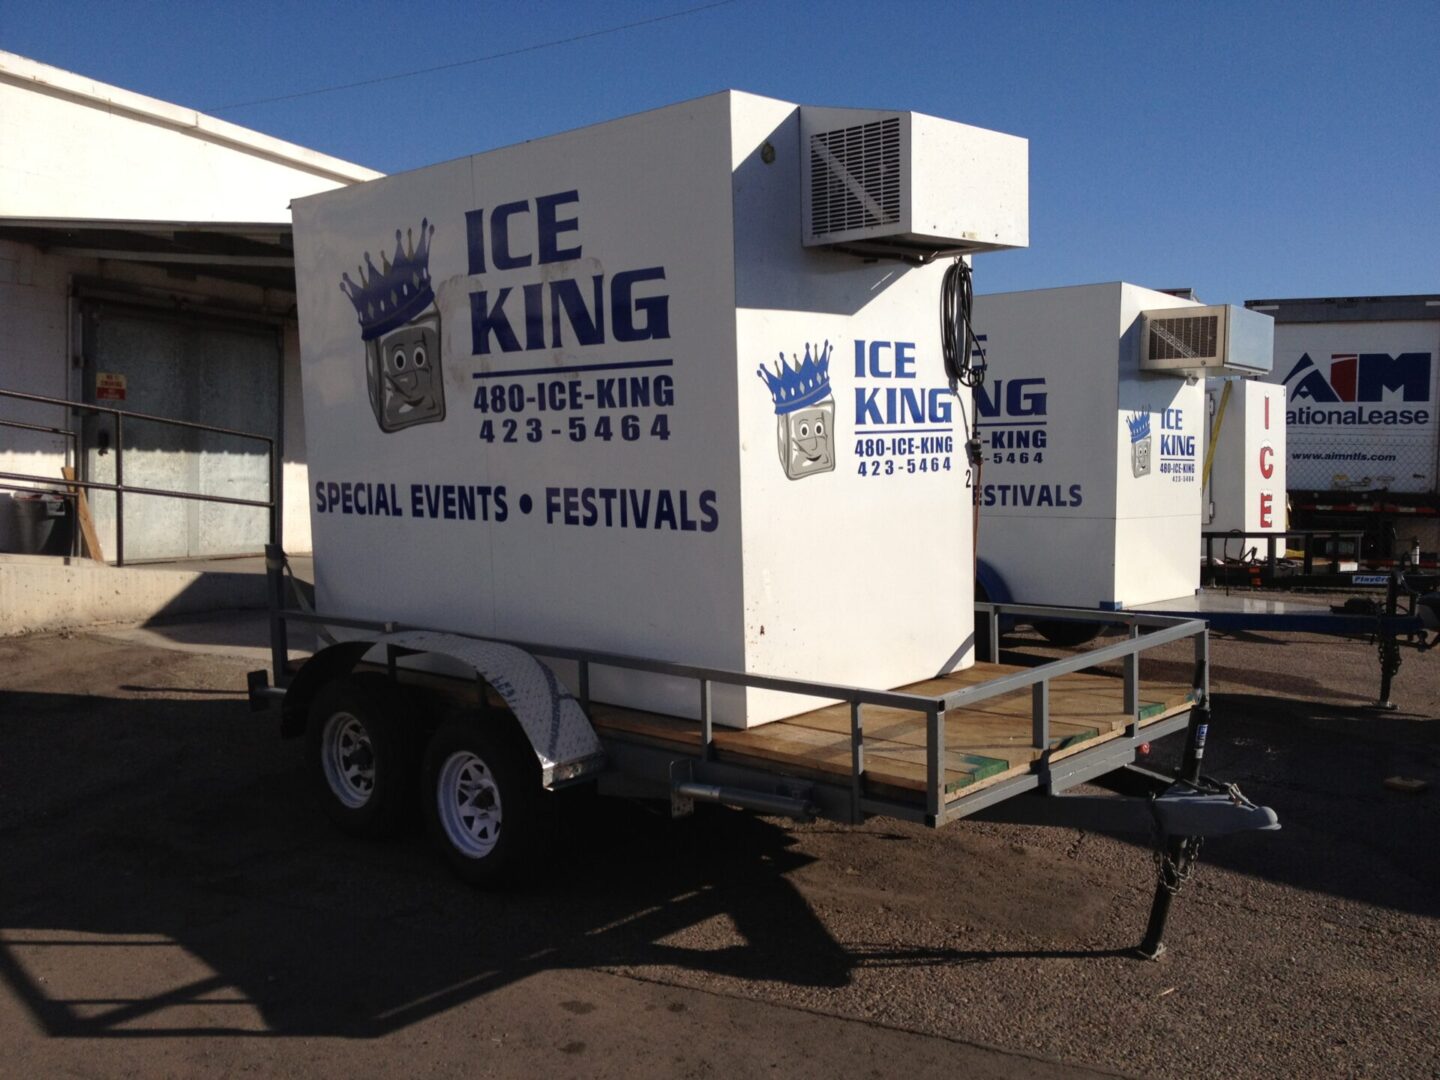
[272,590,1207,828]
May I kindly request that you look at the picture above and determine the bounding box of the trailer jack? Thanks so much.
[976,708,1279,960]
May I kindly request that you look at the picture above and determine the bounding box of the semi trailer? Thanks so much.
[1247,293,1440,566]
[249,92,1276,959]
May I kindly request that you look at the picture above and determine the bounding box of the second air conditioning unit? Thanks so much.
[1139,304,1275,378]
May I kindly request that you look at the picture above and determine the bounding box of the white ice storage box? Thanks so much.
[291,91,1028,727]
[972,283,1207,610]
[1205,379,1287,535]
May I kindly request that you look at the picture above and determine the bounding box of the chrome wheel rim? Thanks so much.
[321,712,375,809]
[437,750,502,859]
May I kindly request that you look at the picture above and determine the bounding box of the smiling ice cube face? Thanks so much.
[366,311,444,432]
[777,400,835,480]
[1132,436,1152,478]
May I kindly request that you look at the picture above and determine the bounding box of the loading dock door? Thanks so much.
[81,303,279,562]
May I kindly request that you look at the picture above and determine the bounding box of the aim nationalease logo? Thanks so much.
[1281,351,1431,404]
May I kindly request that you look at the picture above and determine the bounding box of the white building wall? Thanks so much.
[0,51,379,558]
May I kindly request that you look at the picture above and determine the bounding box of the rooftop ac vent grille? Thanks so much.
[809,117,902,238]
[1147,314,1219,361]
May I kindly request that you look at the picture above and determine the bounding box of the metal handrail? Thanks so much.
[0,386,277,565]
[271,585,1207,827]
[0,387,276,445]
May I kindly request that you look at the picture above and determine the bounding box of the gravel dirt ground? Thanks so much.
[1,604,1436,1078]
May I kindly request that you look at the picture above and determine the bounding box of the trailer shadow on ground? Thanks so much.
[2,656,1437,1041]
[0,685,854,1037]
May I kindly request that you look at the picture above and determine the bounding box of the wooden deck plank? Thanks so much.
[590,661,1194,808]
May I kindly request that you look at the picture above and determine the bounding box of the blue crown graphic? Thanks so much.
[1126,410,1151,443]
[340,219,435,341]
[757,341,833,415]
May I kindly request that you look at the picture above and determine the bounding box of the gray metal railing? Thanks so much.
[273,587,1207,827]
[0,387,277,566]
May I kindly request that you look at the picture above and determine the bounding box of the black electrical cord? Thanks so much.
[940,257,987,388]
[940,257,988,587]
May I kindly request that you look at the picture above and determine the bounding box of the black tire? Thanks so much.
[422,714,547,887]
[305,673,418,837]
[1032,618,1103,648]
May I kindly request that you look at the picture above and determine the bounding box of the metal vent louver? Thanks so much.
[1147,315,1219,361]
[809,117,902,238]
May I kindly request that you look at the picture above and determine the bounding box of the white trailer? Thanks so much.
[251,93,1275,959]
[967,283,1273,641]
[1247,294,1440,566]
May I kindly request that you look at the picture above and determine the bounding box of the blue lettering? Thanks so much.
[491,200,531,270]
[1359,352,1431,402]
[465,208,486,274]
[612,267,670,341]
[550,275,605,347]
[536,190,582,263]
[895,341,916,378]
[470,288,521,355]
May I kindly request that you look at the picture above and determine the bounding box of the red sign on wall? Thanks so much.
[95,372,127,401]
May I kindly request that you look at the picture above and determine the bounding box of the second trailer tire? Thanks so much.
[1032,618,1103,648]
[305,673,417,838]
[422,715,545,887]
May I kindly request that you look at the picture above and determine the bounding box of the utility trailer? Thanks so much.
[253,567,1275,959]
[253,92,1277,959]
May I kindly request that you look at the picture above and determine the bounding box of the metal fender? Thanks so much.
[379,630,605,784]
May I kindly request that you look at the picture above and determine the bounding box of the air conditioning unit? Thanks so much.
[800,106,1028,262]
[1139,304,1274,378]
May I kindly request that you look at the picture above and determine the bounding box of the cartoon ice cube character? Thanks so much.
[366,309,445,432]
[777,401,835,480]
[1131,434,1152,478]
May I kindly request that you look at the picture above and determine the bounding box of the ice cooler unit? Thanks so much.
[291,91,1028,727]
[1205,379,1287,537]
[971,284,1273,611]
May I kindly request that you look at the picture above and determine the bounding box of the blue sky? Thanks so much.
[3,1,1437,305]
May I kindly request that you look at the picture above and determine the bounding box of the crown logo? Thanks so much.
[340,219,435,341]
[757,341,833,415]
[1126,410,1151,443]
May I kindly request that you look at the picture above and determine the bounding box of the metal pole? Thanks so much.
[926,704,944,824]
[699,678,713,760]
[1374,568,1401,710]
[114,412,124,567]
[1031,679,1049,751]
[1136,705,1209,960]
[850,701,865,824]
[264,543,289,687]
[1123,649,1140,729]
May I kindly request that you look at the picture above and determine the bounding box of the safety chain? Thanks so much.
[1149,778,1258,892]
[1153,834,1204,896]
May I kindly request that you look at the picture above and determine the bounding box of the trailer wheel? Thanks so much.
[305,674,417,837]
[422,715,545,887]
[1032,618,1103,648]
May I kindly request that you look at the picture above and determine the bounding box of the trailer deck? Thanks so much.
[592,662,1195,810]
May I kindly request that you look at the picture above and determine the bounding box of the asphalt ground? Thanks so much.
[0,607,1436,1078]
